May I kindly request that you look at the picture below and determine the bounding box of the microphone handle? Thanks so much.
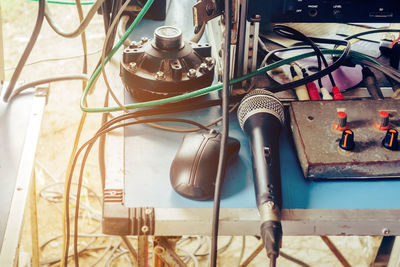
[244,113,283,258]
[244,113,283,209]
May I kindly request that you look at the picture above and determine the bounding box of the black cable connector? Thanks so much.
[261,221,282,259]
[362,67,384,100]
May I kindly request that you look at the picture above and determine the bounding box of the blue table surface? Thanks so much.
[124,0,400,210]
[124,103,400,210]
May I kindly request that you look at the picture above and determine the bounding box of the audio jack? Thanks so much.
[290,65,310,100]
[260,201,282,267]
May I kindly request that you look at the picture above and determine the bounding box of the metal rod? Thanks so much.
[120,236,138,265]
[321,236,351,267]
[30,170,40,267]
[138,236,149,267]
[239,242,264,267]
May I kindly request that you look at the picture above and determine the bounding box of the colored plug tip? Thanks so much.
[332,86,344,100]
[321,87,333,100]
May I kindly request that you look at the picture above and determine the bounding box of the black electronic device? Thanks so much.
[247,0,400,32]
[120,26,215,101]
[100,0,168,21]
[169,129,240,201]
[289,99,400,180]
[237,89,285,262]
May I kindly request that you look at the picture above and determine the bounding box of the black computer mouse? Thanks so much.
[170,129,240,200]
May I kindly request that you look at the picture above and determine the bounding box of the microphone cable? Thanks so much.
[210,0,232,266]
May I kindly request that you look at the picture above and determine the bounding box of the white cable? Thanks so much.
[44,0,105,38]
[176,247,199,267]
[9,74,88,100]
[4,49,102,71]
[237,236,246,267]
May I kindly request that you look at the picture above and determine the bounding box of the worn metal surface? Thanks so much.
[0,88,46,266]
[289,99,400,179]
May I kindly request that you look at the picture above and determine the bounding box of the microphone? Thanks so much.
[237,89,285,263]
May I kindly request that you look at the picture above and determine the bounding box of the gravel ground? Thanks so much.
[1,1,381,266]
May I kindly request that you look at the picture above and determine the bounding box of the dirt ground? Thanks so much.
[1,1,382,266]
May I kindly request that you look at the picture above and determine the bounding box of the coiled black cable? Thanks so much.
[273,24,336,88]
[261,36,351,93]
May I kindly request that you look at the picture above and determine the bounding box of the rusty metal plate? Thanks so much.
[289,99,400,180]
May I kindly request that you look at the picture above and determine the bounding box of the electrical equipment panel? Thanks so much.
[248,0,400,31]
[289,99,400,180]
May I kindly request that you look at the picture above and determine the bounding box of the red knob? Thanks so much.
[333,111,347,131]
[375,111,390,130]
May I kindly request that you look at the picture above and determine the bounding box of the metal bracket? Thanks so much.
[34,86,49,105]
[193,0,222,31]
[243,15,260,76]
[103,189,155,235]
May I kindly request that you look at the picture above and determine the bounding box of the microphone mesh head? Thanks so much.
[237,89,285,130]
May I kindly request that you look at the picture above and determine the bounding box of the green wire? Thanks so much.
[28,0,94,5]
[80,0,154,113]
[81,47,379,113]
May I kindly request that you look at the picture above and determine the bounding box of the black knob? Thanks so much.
[339,129,355,151]
[382,129,398,151]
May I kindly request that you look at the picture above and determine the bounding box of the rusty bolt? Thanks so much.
[141,37,148,43]
[155,71,165,80]
[129,62,137,72]
[250,14,261,22]
[206,3,215,15]
[187,69,197,78]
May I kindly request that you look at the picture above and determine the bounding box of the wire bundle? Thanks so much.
[6,0,400,266]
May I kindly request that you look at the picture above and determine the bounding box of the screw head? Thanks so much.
[141,37,148,43]
[382,228,390,235]
[200,63,208,70]
[187,69,197,78]
[155,71,165,80]
[205,57,214,66]
[145,208,152,215]
[141,225,149,233]
[130,41,141,48]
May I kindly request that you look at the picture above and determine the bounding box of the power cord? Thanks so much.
[64,117,210,266]
[44,0,105,38]
[3,0,45,102]
[210,0,231,265]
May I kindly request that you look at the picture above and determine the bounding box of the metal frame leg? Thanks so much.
[30,168,39,267]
